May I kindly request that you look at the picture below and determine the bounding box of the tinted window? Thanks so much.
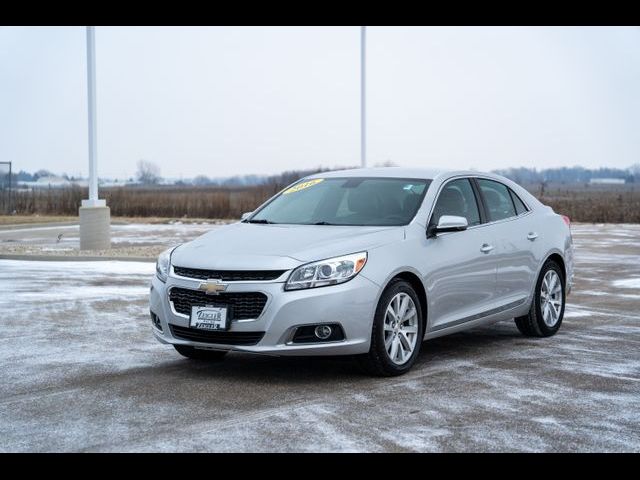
[429,178,481,227]
[509,189,528,215]
[477,179,517,221]
[249,177,431,226]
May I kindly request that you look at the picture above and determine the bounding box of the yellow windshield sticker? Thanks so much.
[283,178,324,194]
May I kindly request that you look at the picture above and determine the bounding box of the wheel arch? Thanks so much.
[525,249,567,308]
[386,271,428,334]
[545,252,567,282]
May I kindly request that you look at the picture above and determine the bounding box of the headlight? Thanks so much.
[285,252,367,291]
[155,248,174,282]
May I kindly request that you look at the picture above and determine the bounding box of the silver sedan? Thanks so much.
[149,168,574,376]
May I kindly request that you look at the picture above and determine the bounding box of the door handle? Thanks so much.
[480,243,494,254]
[527,232,539,241]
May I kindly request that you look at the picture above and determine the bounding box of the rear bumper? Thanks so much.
[149,272,379,356]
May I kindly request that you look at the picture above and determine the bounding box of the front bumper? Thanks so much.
[149,271,380,356]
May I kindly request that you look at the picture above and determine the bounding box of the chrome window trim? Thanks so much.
[426,174,533,232]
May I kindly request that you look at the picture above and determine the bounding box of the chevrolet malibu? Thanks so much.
[149,168,574,376]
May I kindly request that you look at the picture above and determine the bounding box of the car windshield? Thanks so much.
[247,177,432,226]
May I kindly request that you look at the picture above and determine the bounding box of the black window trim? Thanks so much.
[469,177,489,225]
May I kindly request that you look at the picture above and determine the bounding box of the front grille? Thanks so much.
[170,325,265,346]
[169,287,268,320]
[173,266,286,282]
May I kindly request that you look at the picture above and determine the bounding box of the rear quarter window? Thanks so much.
[509,189,529,215]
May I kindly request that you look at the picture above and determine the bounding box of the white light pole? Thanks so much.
[360,26,366,168]
[80,26,110,250]
[83,26,103,207]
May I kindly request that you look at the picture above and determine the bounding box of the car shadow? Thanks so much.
[158,321,526,382]
[57,321,529,400]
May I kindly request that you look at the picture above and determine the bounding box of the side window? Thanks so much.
[477,179,517,222]
[509,189,529,215]
[430,178,481,228]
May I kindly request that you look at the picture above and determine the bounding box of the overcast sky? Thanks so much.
[1,26,639,179]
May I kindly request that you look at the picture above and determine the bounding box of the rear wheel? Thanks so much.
[515,260,565,337]
[358,279,424,376]
[173,344,227,361]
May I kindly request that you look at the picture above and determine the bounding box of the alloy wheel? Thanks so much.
[383,292,419,365]
[540,270,563,327]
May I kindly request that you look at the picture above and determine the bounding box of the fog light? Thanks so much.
[314,325,332,340]
[291,323,345,343]
[150,311,163,332]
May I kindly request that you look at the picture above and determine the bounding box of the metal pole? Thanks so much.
[86,26,100,205]
[360,26,366,168]
[8,161,11,214]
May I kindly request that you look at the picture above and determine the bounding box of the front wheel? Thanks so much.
[515,260,565,337]
[358,279,424,376]
[173,344,228,361]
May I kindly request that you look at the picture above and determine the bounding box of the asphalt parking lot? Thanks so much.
[0,223,639,452]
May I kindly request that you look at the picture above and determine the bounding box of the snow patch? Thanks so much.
[0,259,154,276]
[613,278,640,289]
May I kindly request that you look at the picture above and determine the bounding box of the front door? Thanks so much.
[424,178,498,331]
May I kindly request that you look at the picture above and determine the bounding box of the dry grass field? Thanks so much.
[7,182,640,223]
[523,183,640,223]
[11,184,282,219]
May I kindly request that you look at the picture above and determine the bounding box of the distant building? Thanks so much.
[589,178,626,185]
[34,176,71,188]
[19,176,88,188]
[100,179,137,187]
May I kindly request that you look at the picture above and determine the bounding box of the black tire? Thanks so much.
[515,260,565,337]
[173,344,228,361]
[358,279,425,376]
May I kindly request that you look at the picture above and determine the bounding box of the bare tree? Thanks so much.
[193,175,212,186]
[136,160,161,185]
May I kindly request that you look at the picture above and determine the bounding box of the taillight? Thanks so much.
[561,215,571,228]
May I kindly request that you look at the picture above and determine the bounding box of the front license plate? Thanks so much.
[190,306,229,331]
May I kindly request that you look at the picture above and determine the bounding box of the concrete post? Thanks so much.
[79,205,111,250]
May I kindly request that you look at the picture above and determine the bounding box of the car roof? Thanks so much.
[305,167,501,182]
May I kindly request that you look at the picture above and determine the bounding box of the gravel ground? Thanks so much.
[0,219,231,259]
[0,223,639,452]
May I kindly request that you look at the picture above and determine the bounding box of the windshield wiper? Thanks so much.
[244,219,275,224]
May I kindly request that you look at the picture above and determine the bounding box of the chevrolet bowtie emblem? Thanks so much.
[198,280,228,295]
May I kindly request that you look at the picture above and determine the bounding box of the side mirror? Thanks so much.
[427,215,468,238]
[241,211,253,221]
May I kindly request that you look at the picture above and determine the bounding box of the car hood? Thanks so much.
[171,222,403,271]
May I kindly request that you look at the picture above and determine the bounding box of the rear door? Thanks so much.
[424,177,498,330]
[474,178,538,306]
